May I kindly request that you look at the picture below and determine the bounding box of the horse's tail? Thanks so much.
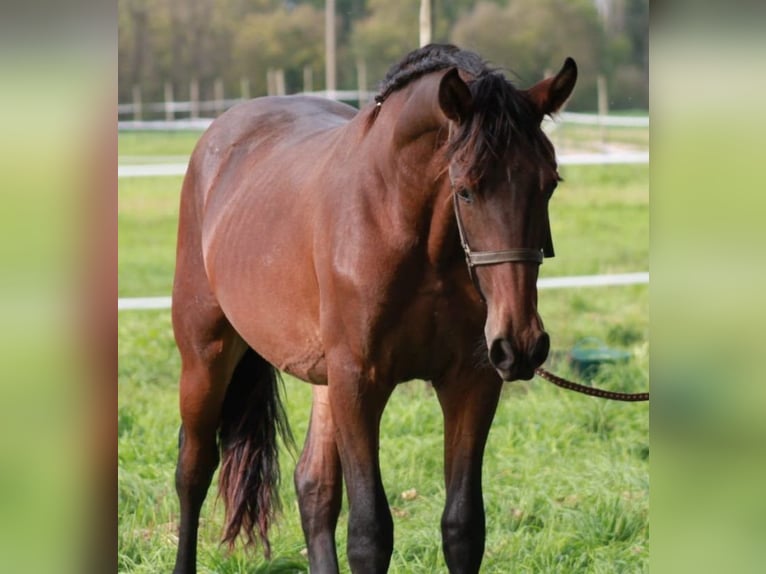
[218,348,293,558]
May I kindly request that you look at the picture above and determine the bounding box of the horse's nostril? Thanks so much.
[530,332,550,366]
[489,338,514,371]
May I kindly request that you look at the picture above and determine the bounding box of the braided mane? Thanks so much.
[373,44,547,188]
[375,44,486,104]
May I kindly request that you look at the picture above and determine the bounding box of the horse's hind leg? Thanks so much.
[171,184,247,573]
[294,385,343,573]
[172,304,246,574]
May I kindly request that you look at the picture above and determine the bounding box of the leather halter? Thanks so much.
[445,118,554,300]
[452,190,552,302]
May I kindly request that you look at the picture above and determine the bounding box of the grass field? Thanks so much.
[118,130,649,573]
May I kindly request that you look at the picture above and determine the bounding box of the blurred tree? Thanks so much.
[610,0,648,108]
[233,3,325,94]
[117,0,647,113]
[350,0,419,91]
[118,0,151,102]
[119,0,237,104]
[451,0,603,110]
[432,0,478,42]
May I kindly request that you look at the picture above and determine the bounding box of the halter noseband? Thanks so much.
[452,192,548,301]
[445,116,555,300]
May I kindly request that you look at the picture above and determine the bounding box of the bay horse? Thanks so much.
[171,44,577,574]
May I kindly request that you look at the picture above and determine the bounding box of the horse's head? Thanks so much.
[439,59,577,381]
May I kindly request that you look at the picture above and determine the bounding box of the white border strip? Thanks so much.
[118,273,648,311]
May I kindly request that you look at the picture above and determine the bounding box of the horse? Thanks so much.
[171,44,577,574]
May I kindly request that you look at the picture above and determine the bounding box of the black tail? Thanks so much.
[218,349,293,558]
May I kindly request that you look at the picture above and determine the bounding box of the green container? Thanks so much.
[570,338,631,377]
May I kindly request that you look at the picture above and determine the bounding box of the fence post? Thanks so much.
[597,74,609,150]
[275,68,286,96]
[267,68,276,96]
[132,84,142,121]
[325,0,336,95]
[356,58,367,108]
[419,0,432,47]
[164,81,174,121]
[240,77,250,101]
[190,78,199,119]
[303,66,313,94]
[214,77,224,115]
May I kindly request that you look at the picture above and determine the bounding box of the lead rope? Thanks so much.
[534,367,649,402]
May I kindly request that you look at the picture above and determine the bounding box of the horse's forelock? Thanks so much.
[447,73,542,188]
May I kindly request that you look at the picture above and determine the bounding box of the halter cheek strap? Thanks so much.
[452,192,553,302]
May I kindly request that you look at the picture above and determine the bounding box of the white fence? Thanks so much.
[118,150,648,179]
[118,90,373,116]
[118,111,648,132]
[118,272,649,311]
[118,88,649,131]
[119,89,376,126]
[558,112,648,128]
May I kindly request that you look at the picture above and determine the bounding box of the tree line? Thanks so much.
[118,0,648,112]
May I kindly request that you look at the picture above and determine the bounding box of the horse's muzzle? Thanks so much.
[489,331,550,381]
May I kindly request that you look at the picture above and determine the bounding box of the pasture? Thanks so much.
[118,129,649,573]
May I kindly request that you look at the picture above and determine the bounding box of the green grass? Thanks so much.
[119,130,203,158]
[118,176,183,297]
[118,312,648,573]
[118,132,648,573]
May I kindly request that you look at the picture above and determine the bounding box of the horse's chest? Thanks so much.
[369,287,482,383]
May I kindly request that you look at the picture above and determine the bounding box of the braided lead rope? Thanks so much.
[534,367,649,402]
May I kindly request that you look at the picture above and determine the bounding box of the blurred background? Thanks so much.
[3,0,766,573]
[117,0,648,117]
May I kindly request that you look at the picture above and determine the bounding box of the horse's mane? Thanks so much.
[373,44,545,188]
[374,44,486,104]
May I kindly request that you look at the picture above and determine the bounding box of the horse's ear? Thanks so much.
[438,68,473,123]
[526,57,577,118]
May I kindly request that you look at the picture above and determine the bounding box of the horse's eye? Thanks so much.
[456,188,474,203]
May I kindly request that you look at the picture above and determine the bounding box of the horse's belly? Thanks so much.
[214,270,328,383]
[203,207,328,384]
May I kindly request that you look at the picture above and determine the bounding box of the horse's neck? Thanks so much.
[365,80,460,269]
[391,73,447,147]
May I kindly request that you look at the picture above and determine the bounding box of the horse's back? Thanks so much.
[175,96,359,383]
[189,96,357,214]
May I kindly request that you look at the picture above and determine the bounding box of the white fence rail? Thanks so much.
[118,272,649,311]
[119,111,648,132]
[119,119,214,131]
[558,112,649,128]
[117,150,648,179]
[118,90,374,116]
[118,87,648,131]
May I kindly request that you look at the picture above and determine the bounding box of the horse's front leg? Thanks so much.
[435,369,503,574]
[327,355,394,573]
[294,385,343,573]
